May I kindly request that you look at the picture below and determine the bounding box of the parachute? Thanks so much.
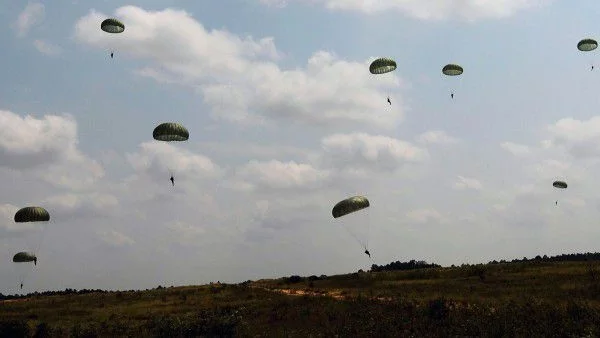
[332,196,372,256]
[577,39,598,52]
[332,196,370,218]
[442,64,464,76]
[369,58,397,75]
[153,123,189,142]
[442,64,463,99]
[101,18,125,34]
[13,252,36,263]
[369,58,397,104]
[153,123,189,185]
[14,206,50,223]
[101,18,125,58]
[577,39,598,70]
[553,180,567,206]
[553,181,567,189]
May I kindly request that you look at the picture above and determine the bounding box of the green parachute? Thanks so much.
[101,18,125,34]
[13,252,36,263]
[14,206,50,223]
[101,18,125,58]
[577,39,598,70]
[153,123,189,142]
[332,196,372,257]
[369,58,397,105]
[442,64,463,99]
[369,58,397,75]
[553,180,567,206]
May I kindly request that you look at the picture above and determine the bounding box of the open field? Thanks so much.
[2,260,600,336]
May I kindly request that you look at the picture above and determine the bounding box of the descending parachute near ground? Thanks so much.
[577,39,598,70]
[369,58,397,105]
[553,180,567,206]
[153,122,189,186]
[13,207,50,289]
[332,196,372,258]
[442,64,463,99]
[100,18,125,58]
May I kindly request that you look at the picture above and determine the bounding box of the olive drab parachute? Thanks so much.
[101,18,125,34]
[553,180,567,206]
[332,196,372,256]
[577,39,598,70]
[369,58,397,105]
[153,123,189,142]
[13,252,36,263]
[14,206,50,223]
[577,39,598,52]
[553,181,568,189]
[101,18,125,58]
[369,58,397,75]
[442,64,463,99]
[332,196,370,218]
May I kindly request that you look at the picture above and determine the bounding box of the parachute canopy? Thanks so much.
[332,196,370,219]
[14,207,50,223]
[153,123,189,142]
[553,181,568,189]
[442,64,463,76]
[101,18,125,34]
[577,39,598,52]
[369,58,397,75]
[13,252,36,263]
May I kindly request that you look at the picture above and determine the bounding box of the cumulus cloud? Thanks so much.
[547,117,600,159]
[321,132,429,173]
[0,109,104,190]
[97,229,135,247]
[258,0,547,21]
[501,142,531,156]
[417,130,458,145]
[126,142,222,181]
[453,176,483,191]
[14,2,44,37]
[233,160,329,191]
[406,208,446,224]
[74,6,404,129]
[33,40,62,56]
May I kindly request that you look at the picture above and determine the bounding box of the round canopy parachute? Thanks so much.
[577,39,598,52]
[13,252,36,263]
[14,207,50,223]
[553,181,568,189]
[332,196,370,218]
[101,18,125,34]
[153,123,189,142]
[369,58,397,75]
[443,64,463,76]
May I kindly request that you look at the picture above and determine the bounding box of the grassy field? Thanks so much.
[2,260,600,337]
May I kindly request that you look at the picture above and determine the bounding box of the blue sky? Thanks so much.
[2,0,600,294]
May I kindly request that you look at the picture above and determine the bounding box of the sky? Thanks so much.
[2,0,600,294]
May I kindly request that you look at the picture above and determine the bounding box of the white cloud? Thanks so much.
[321,132,429,172]
[233,160,329,190]
[0,110,104,190]
[33,40,62,56]
[406,208,446,224]
[453,175,483,191]
[417,130,458,145]
[14,2,44,37]
[258,0,547,21]
[74,7,405,129]
[501,142,531,156]
[547,117,600,159]
[97,229,135,247]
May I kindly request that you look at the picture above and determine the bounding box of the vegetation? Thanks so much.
[3,252,600,336]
